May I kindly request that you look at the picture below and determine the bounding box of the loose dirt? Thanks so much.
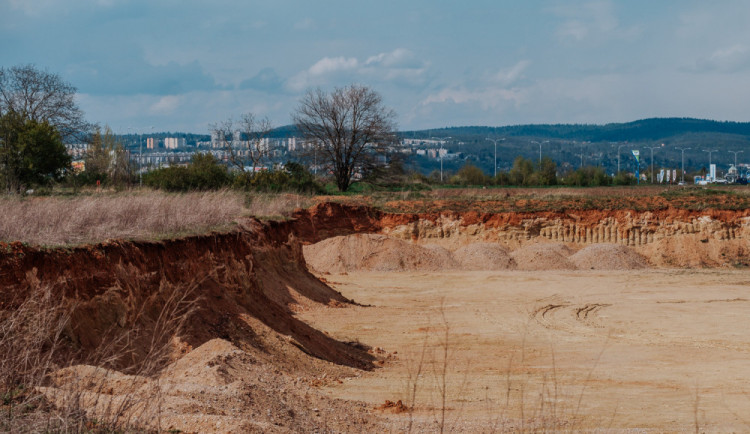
[303,234,457,273]
[452,243,516,270]
[570,243,649,270]
[300,269,750,432]
[509,242,577,270]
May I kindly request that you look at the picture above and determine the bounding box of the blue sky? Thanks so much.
[3,0,750,133]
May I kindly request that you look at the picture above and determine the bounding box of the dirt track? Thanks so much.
[301,269,750,432]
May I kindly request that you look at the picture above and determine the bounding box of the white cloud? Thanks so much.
[308,56,359,76]
[287,49,429,91]
[494,60,531,85]
[550,0,640,43]
[149,95,181,115]
[421,86,526,112]
[694,44,750,72]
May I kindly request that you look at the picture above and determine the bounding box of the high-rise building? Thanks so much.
[164,137,185,149]
[146,137,156,149]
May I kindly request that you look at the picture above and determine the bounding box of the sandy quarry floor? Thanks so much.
[300,269,750,432]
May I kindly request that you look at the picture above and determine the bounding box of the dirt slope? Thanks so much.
[289,202,750,267]
[2,200,749,432]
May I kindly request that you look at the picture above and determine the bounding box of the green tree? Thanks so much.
[509,156,534,185]
[0,111,70,192]
[456,163,488,185]
[0,65,91,142]
[537,156,558,186]
[79,126,133,188]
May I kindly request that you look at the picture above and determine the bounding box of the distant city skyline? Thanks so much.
[4,1,750,133]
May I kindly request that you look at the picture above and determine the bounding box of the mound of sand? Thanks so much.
[510,243,576,271]
[570,244,648,270]
[303,234,457,273]
[452,243,516,270]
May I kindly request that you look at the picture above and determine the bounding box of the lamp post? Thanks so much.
[139,133,143,187]
[703,149,717,167]
[703,149,718,181]
[617,143,626,174]
[676,147,690,183]
[531,140,549,165]
[485,137,505,177]
[646,146,660,184]
[432,136,451,182]
[577,143,585,168]
[729,150,744,168]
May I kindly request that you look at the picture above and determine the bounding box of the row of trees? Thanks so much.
[143,154,320,192]
[447,156,636,187]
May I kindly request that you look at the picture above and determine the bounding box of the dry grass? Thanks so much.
[0,190,315,246]
[245,192,315,220]
[0,264,199,432]
[0,276,72,432]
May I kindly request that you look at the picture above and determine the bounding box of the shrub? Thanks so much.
[233,161,321,193]
[144,153,231,191]
[456,163,488,185]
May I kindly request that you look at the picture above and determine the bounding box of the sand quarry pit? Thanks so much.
[299,232,750,431]
[3,200,750,432]
[300,268,750,432]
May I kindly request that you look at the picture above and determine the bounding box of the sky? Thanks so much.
[3,0,750,134]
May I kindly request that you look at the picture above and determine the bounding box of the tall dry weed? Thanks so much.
[0,190,317,246]
[0,264,200,432]
[0,276,72,432]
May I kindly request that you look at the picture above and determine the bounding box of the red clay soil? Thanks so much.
[285,202,750,243]
[0,218,375,372]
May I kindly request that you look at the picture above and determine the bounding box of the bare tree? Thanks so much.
[0,65,91,142]
[293,84,396,191]
[210,113,273,172]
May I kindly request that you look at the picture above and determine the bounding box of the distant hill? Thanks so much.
[402,118,750,142]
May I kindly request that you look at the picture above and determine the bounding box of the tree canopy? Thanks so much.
[0,111,70,192]
[293,84,396,191]
[0,65,90,142]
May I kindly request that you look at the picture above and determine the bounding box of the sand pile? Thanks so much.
[305,235,655,273]
[570,244,648,270]
[452,243,516,270]
[303,234,457,273]
[42,338,381,433]
[510,243,576,271]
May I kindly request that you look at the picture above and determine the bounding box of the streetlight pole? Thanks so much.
[676,147,690,183]
[729,150,744,168]
[139,133,143,187]
[531,140,549,165]
[127,127,137,187]
[577,143,585,168]
[617,144,626,174]
[485,137,505,177]
[646,146,660,184]
[432,136,451,183]
[703,149,718,181]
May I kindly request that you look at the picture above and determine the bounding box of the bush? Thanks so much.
[562,166,612,187]
[612,171,636,185]
[144,153,231,191]
[233,161,321,193]
[455,163,488,185]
